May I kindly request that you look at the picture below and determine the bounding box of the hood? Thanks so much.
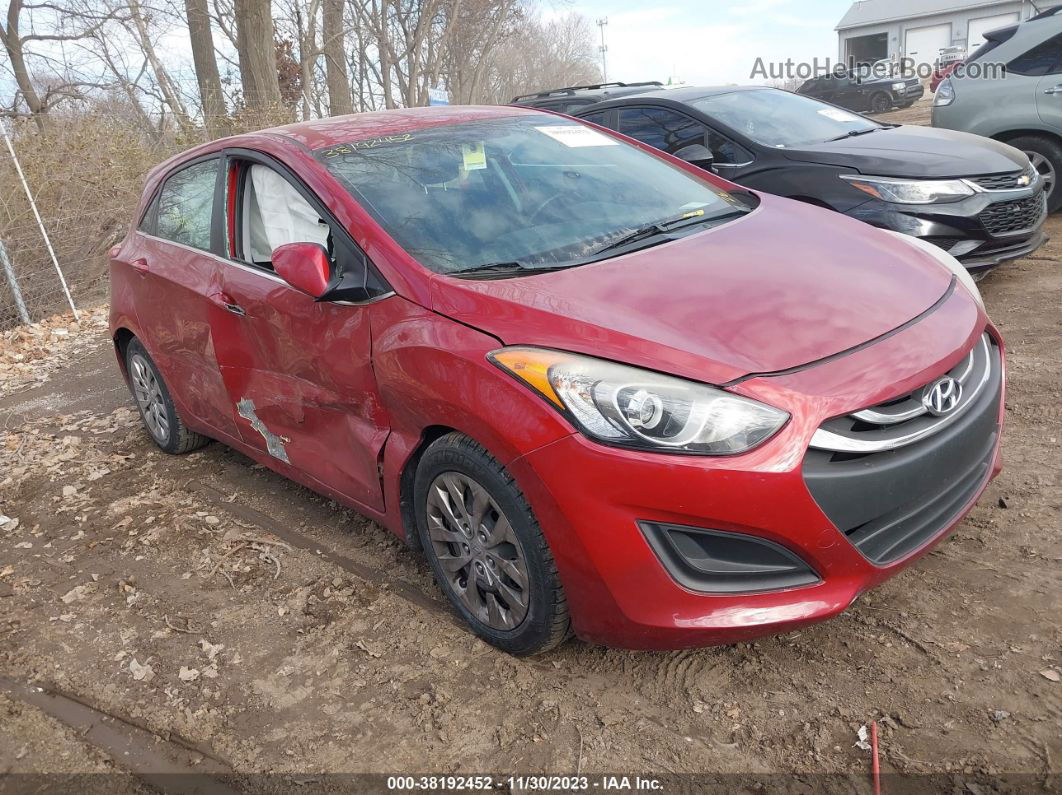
[429,196,956,385]
[783,125,1027,178]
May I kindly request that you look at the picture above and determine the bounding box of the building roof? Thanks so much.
[837,0,1013,31]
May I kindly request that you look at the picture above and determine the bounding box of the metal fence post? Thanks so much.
[0,238,31,325]
[0,121,79,321]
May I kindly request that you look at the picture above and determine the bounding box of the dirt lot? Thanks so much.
[1,100,1060,790]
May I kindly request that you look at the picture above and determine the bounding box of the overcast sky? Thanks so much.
[552,0,853,86]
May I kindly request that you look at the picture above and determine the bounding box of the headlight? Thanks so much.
[885,231,983,309]
[840,174,975,204]
[934,78,955,106]
[489,348,789,455]
[892,82,906,91]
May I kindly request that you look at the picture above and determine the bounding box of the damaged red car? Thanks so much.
[109,106,1004,654]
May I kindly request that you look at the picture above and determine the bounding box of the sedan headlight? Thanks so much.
[489,347,789,455]
[891,82,906,91]
[840,174,975,204]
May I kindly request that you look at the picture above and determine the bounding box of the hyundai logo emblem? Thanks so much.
[922,376,963,416]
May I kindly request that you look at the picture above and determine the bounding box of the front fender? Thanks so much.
[369,295,574,537]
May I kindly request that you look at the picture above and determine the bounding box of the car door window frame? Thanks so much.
[139,154,227,257]
[616,105,709,155]
[222,148,392,304]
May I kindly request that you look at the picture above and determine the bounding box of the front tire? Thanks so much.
[870,92,891,114]
[125,338,210,455]
[1008,134,1062,212]
[413,433,570,655]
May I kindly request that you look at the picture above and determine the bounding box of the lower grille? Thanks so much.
[979,194,1046,235]
[803,335,1002,566]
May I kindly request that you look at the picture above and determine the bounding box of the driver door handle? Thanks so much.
[1044,85,1062,95]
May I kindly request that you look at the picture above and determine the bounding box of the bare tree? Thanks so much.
[185,0,227,134]
[321,0,351,114]
[234,0,282,110]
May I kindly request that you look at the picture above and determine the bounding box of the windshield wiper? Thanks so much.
[447,261,577,280]
[590,209,747,257]
[828,127,882,142]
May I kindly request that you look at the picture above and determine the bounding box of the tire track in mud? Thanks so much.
[0,676,238,793]
[188,479,454,624]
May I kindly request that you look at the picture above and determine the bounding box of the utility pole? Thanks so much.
[597,17,609,82]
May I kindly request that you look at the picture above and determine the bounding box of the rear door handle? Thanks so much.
[209,291,246,316]
[1044,85,1062,95]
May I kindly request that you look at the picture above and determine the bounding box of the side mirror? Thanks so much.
[674,144,715,172]
[272,242,332,298]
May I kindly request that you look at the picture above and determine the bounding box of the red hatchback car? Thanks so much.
[110,106,1004,654]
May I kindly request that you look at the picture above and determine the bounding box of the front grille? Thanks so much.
[810,333,993,453]
[803,334,1002,565]
[970,169,1027,190]
[979,194,1046,236]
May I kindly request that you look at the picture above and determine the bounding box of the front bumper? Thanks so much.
[508,295,1003,650]
[846,187,1047,274]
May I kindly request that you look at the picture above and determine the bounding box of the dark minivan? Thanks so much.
[574,85,1046,275]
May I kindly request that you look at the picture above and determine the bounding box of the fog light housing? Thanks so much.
[639,522,820,593]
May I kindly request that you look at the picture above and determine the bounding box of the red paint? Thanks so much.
[109,106,1004,650]
[272,242,332,297]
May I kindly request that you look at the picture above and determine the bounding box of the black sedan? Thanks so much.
[574,86,1046,274]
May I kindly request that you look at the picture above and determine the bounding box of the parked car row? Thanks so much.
[514,80,1048,275]
[112,91,1007,654]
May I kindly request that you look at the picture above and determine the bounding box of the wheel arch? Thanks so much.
[397,424,458,555]
[112,326,137,380]
[991,128,1062,147]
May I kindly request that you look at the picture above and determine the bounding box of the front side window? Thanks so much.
[316,115,746,275]
[706,129,754,165]
[155,159,218,251]
[1008,33,1062,76]
[616,107,706,155]
[241,164,331,269]
[689,89,880,148]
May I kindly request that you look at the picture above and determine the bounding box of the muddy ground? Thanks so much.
[1,100,1060,790]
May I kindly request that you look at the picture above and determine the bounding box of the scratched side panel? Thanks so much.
[212,268,390,513]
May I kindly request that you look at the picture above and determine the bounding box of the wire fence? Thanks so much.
[0,117,158,330]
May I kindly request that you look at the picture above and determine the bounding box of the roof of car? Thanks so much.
[578,85,772,108]
[261,104,542,150]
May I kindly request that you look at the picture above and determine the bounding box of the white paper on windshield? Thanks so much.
[536,125,619,147]
[818,107,862,123]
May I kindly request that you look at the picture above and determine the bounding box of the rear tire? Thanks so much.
[413,433,570,656]
[125,338,210,455]
[1008,134,1062,213]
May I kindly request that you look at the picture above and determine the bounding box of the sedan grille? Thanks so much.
[969,167,1031,191]
[978,194,1046,236]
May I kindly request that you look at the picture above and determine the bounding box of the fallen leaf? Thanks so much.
[129,658,154,682]
[178,666,200,682]
[1040,669,1061,683]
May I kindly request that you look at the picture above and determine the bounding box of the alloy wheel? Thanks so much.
[1025,150,1056,199]
[425,472,530,630]
[130,353,170,444]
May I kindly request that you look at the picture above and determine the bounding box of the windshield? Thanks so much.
[689,89,881,148]
[316,115,744,274]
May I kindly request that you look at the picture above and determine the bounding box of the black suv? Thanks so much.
[511,81,662,115]
[798,66,924,114]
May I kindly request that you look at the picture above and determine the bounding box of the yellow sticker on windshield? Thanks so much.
[462,143,487,171]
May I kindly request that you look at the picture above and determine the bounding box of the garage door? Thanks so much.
[904,23,952,66]
[968,12,1019,51]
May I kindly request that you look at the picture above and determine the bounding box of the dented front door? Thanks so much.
[209,263,389,513]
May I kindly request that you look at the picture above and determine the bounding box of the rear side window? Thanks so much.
[155,159,219,251]
[1007,33,1062,76]
[580,111,608,126]
[616,107,706,155]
